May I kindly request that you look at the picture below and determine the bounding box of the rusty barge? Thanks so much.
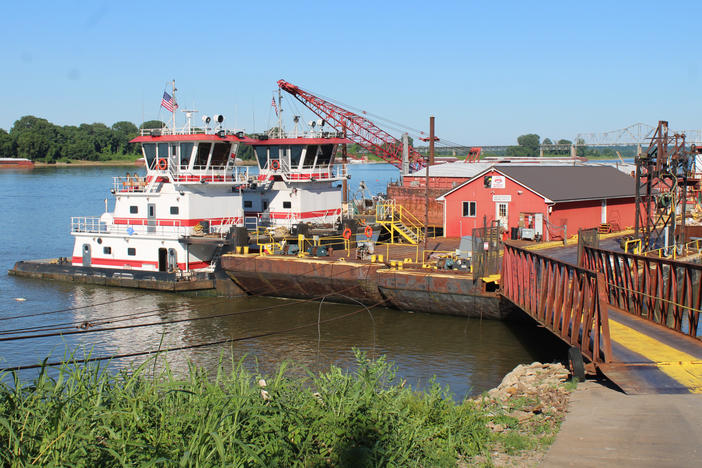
[221,237,514,319]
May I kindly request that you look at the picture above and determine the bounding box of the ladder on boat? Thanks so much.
[375,200,425,244]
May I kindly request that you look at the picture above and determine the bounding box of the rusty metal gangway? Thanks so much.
[501,243,702,394]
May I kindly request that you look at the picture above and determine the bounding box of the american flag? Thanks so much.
[271,97,278,116]
[161,92,177,112]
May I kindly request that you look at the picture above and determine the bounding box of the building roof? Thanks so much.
[409,161,496,178]
[495,165,636,202]
[408,158,590,179]
[438,165,637,202]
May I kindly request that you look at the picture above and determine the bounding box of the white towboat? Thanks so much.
[70,86,348,274]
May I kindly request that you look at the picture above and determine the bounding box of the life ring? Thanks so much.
[157,158,168,170]
[342,227,352,240]
[364,225,373,238]
[270,160,280,171]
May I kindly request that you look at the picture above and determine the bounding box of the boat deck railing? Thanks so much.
[112,167,250,193]
[71,217,191,237]
[265,159,347,183]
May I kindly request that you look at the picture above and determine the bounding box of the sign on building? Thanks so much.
[491,175,506,189]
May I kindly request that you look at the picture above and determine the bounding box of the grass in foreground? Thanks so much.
[0,352,567,467]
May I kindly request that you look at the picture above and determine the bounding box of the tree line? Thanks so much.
[502,133,636,158]
[0,116,168,162]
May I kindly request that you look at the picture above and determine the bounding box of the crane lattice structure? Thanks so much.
[635,121,694,251]
[278,80,425,170]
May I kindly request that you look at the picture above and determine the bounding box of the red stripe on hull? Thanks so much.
[71,256,210,270]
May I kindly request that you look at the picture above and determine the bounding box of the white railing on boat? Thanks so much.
[263,161,346,183]
[112,167,250,193]
[139,127,245,137]
[71,217,241,238]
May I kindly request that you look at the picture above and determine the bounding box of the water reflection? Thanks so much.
[0,286,565,398]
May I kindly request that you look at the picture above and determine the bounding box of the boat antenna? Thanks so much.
[181,109,198,134]
[278,87,283,138]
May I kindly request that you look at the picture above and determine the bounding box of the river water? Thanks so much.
[0,164,563,398]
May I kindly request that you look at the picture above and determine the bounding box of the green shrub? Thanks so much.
[0,351,491,466]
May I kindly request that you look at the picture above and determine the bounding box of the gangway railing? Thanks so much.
[582,246,702,338]
[502,243,613,363]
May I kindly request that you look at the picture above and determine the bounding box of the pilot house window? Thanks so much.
[129,206,138,214]
[195,143,212,167]
[127,248,136,256]
[210,143,230,167]
[283,201,291,209]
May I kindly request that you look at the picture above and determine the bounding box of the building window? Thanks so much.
[127,248,136,256]
[462,201,476,217]
[170,206,179,215]
[283,201,291,209]
[130,206,138,214]
[103,246,111,254]
[498,203,508,218]
[244,200,253,208]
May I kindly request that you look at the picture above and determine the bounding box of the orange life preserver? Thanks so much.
[270,159,280,171]
[342,227,352,240]
[157,158,168,170]
[364,225,373,238]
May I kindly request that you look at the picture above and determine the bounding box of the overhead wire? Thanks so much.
[0,281,364,342]
[1,299,388,373]
[0,294,143,323]
[0,298,224,336]
[1,256,336,336]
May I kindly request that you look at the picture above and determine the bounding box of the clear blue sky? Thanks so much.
[1,0,700,145]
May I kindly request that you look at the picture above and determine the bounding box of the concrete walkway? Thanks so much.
[543,380,702,467]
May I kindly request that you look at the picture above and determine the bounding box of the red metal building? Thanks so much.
[438,165,638,240]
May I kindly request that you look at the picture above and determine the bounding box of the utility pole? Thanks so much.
[401,133,409,185]
[424,116,436,249]
[342,122,348,207]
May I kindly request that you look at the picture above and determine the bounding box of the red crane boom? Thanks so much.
[277,80,425,169]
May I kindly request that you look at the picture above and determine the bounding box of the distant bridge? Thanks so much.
[414,123,702,156]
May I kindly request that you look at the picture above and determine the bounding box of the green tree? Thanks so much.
[0,129,15,158]
[576,137,586,158]
[543,138,553,145]
[139,120,165,130]
[557,139,572,145]
[11,115,60,161]
[517,134,540,155]
[111,121,139,154]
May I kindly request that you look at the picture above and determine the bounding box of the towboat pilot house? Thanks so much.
[69,126,348,274]
[438,165,638,240]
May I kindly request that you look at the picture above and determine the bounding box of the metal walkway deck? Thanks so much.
[501,242,702,394]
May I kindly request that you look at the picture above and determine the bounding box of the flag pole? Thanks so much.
[171,80,176,133]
